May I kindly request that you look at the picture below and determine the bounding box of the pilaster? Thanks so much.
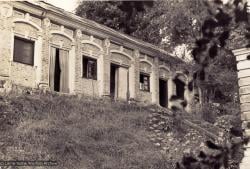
[129,49,140,100]
[73,29,82,93]
[168,73,176,109]
[152,57,159,104]
[40,17,50,87]
[0,3,13,79]
[102,38,111,96]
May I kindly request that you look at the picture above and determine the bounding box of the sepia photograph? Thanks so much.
[0,0,249,168]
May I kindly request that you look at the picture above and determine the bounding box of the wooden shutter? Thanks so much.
[14,37,34,66]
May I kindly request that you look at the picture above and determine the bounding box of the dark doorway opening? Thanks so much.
[174,78,185,100]
[54,48,61,92]
[159,79,168,107]
[110,64,118,99]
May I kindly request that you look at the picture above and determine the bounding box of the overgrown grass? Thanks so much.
[0,93,172,169]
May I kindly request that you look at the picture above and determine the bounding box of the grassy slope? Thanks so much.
[0,93,172,169]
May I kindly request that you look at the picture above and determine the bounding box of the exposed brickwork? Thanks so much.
[10,62,36,87]
[40,18,50,85]
[138,91,152,103]
[74,78,100,97]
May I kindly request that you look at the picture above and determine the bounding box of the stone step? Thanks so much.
[156,137,164,141]
[156,132,163,136]
[149,137,156,142]
[152,113,161,117]
[149,127,154,130]
[147,134,156,138]
[158,121,165,125]
[151,117,159,122]
[154,129,161,133]
[152,124,159,128]
[154,143,161,147]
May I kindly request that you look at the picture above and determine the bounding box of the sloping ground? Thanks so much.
[0,92,231,169]
[145,107,227,163]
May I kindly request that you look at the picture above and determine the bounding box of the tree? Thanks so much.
[191,0,247,103]
[75,0,209,50]
[75,1,153,35]
[176,0,249,168]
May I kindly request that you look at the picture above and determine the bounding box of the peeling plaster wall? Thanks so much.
[0,1,194,108]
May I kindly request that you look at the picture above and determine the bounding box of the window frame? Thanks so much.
[82,55,97,80]
[13,36,35,66]
[140,73,150,92]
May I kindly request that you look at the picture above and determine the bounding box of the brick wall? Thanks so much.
[74,78,100,97]
[138,91,152,103]
[10,62,36,87]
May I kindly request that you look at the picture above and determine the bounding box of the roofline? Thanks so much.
[12,1,179,61]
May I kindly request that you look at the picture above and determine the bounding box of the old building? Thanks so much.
[0,1,198,111]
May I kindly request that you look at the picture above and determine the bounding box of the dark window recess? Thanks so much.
[174,78,185,99]
[82,56,97,80]
[13,36,34,66]
[54,48,60,92]
[140,73,150,91]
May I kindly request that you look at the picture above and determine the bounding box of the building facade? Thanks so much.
[0,1,197,110]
